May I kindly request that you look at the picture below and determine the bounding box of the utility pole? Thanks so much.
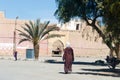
[13,16,18,54]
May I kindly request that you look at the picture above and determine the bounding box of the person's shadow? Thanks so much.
[45,59,120,77]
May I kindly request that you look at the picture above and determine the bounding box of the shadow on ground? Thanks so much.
[45,59,120,77]
[44,59,106,66]
[59,69,120,77]
[75,68,120,77]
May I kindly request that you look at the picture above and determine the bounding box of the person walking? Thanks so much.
[14,51,18,61]
[63,42,74,74]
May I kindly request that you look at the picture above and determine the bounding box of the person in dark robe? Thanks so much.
[14,51,18,61]
[63,42,74,74]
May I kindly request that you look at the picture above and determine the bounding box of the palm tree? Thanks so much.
[17,19,62,60]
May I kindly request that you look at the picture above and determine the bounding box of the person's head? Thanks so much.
[66,42,70,47]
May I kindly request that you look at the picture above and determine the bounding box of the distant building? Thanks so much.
[0,11,109,58]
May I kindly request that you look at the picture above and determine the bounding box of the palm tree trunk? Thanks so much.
[34,44,39,60]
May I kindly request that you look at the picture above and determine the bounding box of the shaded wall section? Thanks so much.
[49,30,109,58]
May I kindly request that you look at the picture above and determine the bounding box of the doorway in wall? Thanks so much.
[52,40,64,57]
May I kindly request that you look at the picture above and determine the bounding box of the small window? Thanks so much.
[76,24,79,30]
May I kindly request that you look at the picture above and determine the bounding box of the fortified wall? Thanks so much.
[49,19,109,58]
[0,11,109,58]
[0,12,48,58]
[49,30,109,58]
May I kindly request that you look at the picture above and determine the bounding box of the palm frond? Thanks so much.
[40,26,59,39]
[38,21,50,38]
[29,21,35,32]
[16,29,24,33]
[35,19,40,38]
[17,19,61,46]
[17,29,32,40]
[18,38,31,44]
[24,23,34,38]
[19,33,32,40]
[42,34,64,40]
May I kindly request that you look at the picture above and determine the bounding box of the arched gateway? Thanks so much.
[52,40,64,56]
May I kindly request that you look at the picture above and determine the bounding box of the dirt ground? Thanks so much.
[0,57,120,80]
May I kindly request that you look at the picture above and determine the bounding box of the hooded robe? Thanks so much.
[63,47,74,73]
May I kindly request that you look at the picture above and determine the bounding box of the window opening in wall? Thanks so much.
[76,24,79,30]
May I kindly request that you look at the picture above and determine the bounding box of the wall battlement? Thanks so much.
[0,11,5,19]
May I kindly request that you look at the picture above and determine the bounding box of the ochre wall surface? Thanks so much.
[0,12,109,58]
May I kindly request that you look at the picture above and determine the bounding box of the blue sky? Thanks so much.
[0,0,58,23]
